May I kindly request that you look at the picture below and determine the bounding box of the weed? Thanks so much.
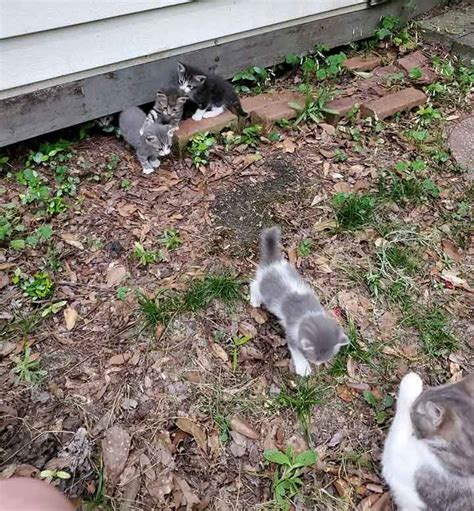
[25,224,54,248]
[277,378,328,438]
[232,66,272,93]
[375,16,414,49]
[378,170,439,204]
[13,269,54,301]
[121,179,132,191]
[385,71,405,87]
[276,118,292,129]
[214,413,231,443]
[297,239,313,257]
[40,300,67,318]
[409,67,423,80]
[137,290,180,329]
[363,390,394,425]
[264,447,317,510]
[313,47,346,82]
[83,460,111,511]
[181,273,242,312]
[187,132,216,167]
[133,242,160,266]
[18,168,50,205]
[13,346,48,384]
[224,125,263,148]
[268,131,281,142]
[291,86,335,125]
[431,149,450,165]
[106,154,121,171]
[159,229,181,251]
[116,287,129,300]
[334,149,348,162]
[404,306,457,356]
[416,104,442,126]
[46,195,68,215]
[232,334,252,371]
[26,140,72,167]
[39,469,71,481]
[332,192,378,230]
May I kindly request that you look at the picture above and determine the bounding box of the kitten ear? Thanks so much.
[195,74,207,84]
[425,400,444,428]
[177,62,186,74]
[139,117,153,136]
[155,90,167,103]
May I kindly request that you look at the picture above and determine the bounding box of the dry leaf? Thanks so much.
[370,492,392,511]
[229,441,246,457]
[106,265,127,287]
[282,138,296,153]
[0,272,9,289]
[440,271,471,291]
[107,352,131,366]
[176,417,207,453]
[238,321,257,338]
[102,426,131,488]
[441,239,461,262]
[320,148,335,158]
[146,472,173,502]
[210,342,228,363]
[230,415,259,439]
[64,307,78,330]
[336,384,354,402]
[60,233,84,250]
[174,476,200,510]
[334,182,352,193]
[319,123,336,135]
[333,479,351,498]
[337,290,373,330]
[249,307,268,324]
[313,219,337,232]
[378,311,396,339]
[0,341,16,357]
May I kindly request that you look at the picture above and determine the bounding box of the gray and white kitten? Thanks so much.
[383,372,474,511]
[144,88,187,127]
[250,226,349,376]
[177,62,247,121]
[119,106,177,174]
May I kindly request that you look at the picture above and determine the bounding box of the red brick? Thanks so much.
[344,55,382,72]
[398,51,429,72]
[360,87,427,120]
[373,64,402,78]
[241,91,303,126]
[173,110,238,154]
[325,96,363,125]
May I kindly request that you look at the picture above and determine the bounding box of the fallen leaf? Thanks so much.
[357,493,383,511]
[241,152,263,169]
[319,123,336,135]
[0,341,16,357]
[174,476,201,510]
[102,426,131,488]
[249,307,267,324]
[146,472,173,502]
[64,307,78,330]
[118,203,138,217]
[337,290,373,330]
[229,441,246,457]
[238,321,257,338]
[370,492,392,511]
[120,472,141,511]
[327,431,345,448]
[366,484,384,493]
[333,479,351,498]
[0,272,9,289]
[336,384,354,402]
[210,342,228,363]
[313,219,337,232]
[176,417,207,453]
[441,239,461,262]
[334,182,352,193]
[0,262,15,271]
[106,265,127,287]
[378,311,396,339]
[60,233,84,250]
[230,415,259,439]
[282,138,296,153]
[107,352,131,366]
[440,271,471,291]
[320,148,335,158]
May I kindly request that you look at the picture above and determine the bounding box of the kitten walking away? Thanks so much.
[382,372,474,511]
[250,226,348,376]
[177,62,247,121]
[119,106,177,174]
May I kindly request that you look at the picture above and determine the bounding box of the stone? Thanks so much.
[344,55,382,72]
[325,95,363,124]
[360,87,426,120]
[448,116,474,174]
[173,110,238,154]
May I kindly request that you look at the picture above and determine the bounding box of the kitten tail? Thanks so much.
[228,99,248,119]
[260,226,282,265]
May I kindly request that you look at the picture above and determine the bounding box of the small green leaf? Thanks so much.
[294,450,317,467]
[10,239,26,250]
[40,470,55,479]
[363,390,378,408]
[56,471,71,479]
[263,449,291,466]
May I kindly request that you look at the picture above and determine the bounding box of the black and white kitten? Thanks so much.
[119,106,177,174]
[177,62,247,121]
[143,88,187,127]
[250,227,349,376]
[383,372,474,511]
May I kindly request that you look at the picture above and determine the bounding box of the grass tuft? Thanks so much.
[332,192,378,230]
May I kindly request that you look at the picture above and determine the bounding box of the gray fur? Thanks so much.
[250,226,348,376]
[145,88,187,126]
[119,106,177,174]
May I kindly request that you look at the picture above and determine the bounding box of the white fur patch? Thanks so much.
[203,106,224,118]
[192,108,206,121]
[288,345,312,376]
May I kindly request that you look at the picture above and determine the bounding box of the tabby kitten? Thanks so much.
[383,372,474,511]
[142,88,187,129]
[119,106,177,174]
[177,62,247,121]
[250,226,348,376]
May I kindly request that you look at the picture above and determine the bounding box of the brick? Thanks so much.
[173,110,238,154]
[241,91,303,126]
[398,50,429,72]
[373,64,402,78]
[344,55,382,72]
[360,87,427,120]
[325,96,363,125]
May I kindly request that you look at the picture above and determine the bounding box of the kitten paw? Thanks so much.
[142,167,155,175]
[399,372,423,403]
[150,159,161,168]
[294,359,312,377]
[192,113,204,121]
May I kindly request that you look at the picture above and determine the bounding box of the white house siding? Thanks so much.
[0,0,367,98]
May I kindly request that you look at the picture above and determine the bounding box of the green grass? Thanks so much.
[297,238,313,257]
[13,345,47,384]
[159,229,181,251]
[332,192,378,230]
[404,306,457,356]
[137,273,243,331]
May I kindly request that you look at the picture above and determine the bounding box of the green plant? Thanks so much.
[41,300,67,318]
[431,149,450,165]
[159,229,181,251]
[232,66,272,93]
[375,16,413,48]
[133,242,160,266]
[13,269,54,301]
[214,413,231,443]
[332,192,378,230]
[277,378,327,438]
[406,129,429,144]
[26,140,72,167]
[39,469,71,481]
[187,132,216,167]
[25,224,54,248]
[264,448,317,510]
[385,71,405,87]
[334,148,348,162]
[379,171,440,204]
[268,131,281,142]
[291,86,335,125]
[231,334,252,371]
[409,67,423,80]
[46,195,68,215]
[416,104,442,126]
[17,168,50,205]
[137,290,180,329]
[314,48,346,81]
[297,239,313,257]
[224,125,263,148]
[120,179,132,191]
[363,390,394,425]
[116,287,129,300]
[13,345,48,384]
[106,154,121,171]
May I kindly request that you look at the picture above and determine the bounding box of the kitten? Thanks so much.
[143,88,187,127]
[119,106,177,174]
[177,62,247,121]
[250,226,349,376]
[382,372,474,511]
